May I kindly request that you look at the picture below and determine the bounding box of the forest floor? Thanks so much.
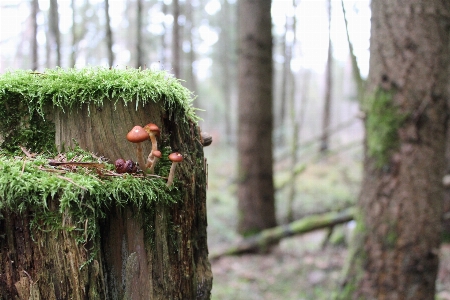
[204,145,450,299]
[210,231,450,300]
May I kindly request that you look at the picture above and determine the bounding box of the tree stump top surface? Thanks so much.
[0,67,198,154]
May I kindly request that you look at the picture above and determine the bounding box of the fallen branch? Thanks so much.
[210,207,355,261]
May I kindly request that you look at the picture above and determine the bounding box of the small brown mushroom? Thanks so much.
[167,152,183,187]
[146,150,162,174]
[144,123,160,152]
[200,131,213,147]
[126,125,148,169]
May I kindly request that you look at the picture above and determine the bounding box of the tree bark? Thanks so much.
[339,1,450,299]
[237,0,277,236]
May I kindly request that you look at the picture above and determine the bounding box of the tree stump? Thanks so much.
[0,68,212,299]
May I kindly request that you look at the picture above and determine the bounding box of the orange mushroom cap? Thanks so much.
[168,152,183,163]
[144,123,160,136]
[127,126,148,143]
[152,150,162,158]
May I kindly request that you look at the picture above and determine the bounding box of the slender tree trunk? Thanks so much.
[339,1,450,299]
[49,0,61,67]
[286,0,299,223]
[237,0,276,236]
[219,0,235,145]
[70,0,77,67]
[320,0,333,153]
[160,1,168,68]
[341,0,364,102]
[172,0,181,78]
[105,0,114,67]
[184,0,197,93]
[136,0,143,68]
[30,0,39,70]
[278,11,293,135]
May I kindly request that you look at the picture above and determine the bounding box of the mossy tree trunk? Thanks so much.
[0,99,212,299]
[339,1,450,299]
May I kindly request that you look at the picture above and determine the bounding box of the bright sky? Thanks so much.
[0,0,370,76]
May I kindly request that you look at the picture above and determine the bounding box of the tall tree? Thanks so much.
[172,0,181,78]
[184,0,197,93]
[30,0,39,70]
[339,1,450,298]
[320,0,333,153]
[135,0,143,68]
[217,0,237,144]
[237,0,276,236]
[104,0,114,67]
[49,0,61,67]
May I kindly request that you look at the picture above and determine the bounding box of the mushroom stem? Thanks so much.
[166,162,179,187]
[149,156,159,174]
[166,152,183,186]
[135,143,147,171]
[149,135,158,152]
[145,150,161,174]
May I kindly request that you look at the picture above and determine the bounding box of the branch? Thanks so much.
[209,207,355,260]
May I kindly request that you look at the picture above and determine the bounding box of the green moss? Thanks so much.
[0,67,198,153]
[1,147,180,245]
[364,88,405,168]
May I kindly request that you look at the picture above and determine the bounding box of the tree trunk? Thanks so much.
[49,0,61,67]
[184,0,197,94]
[320,0,333,153]
[172,0,181,78]
[237,0,276,236]
[135,0,143,68]
[30,0,39,70]
[104,0,114,67]
[339,1,450,299]
[0,69,212,299]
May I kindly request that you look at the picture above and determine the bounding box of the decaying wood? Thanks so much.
[210,207,355,260]
[0,99,212,299]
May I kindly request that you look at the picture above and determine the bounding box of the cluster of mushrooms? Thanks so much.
[114,123,183,187]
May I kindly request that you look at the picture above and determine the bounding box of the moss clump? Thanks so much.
[0,67,198,154]
[0,146,180,244]
[364,88,405,168]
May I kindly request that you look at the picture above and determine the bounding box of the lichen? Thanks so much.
[364,88,405,168]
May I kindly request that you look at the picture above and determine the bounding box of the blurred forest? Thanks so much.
[3,0,450,299]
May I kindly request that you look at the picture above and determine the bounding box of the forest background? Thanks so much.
[3,0,449,299]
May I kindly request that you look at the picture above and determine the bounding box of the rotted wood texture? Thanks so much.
[54,100,161,162]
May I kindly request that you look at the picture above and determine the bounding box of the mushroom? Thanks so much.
[126,125,148,170]
[144,123,160,152]
[166,152,183,187]
[146,150,162,174]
